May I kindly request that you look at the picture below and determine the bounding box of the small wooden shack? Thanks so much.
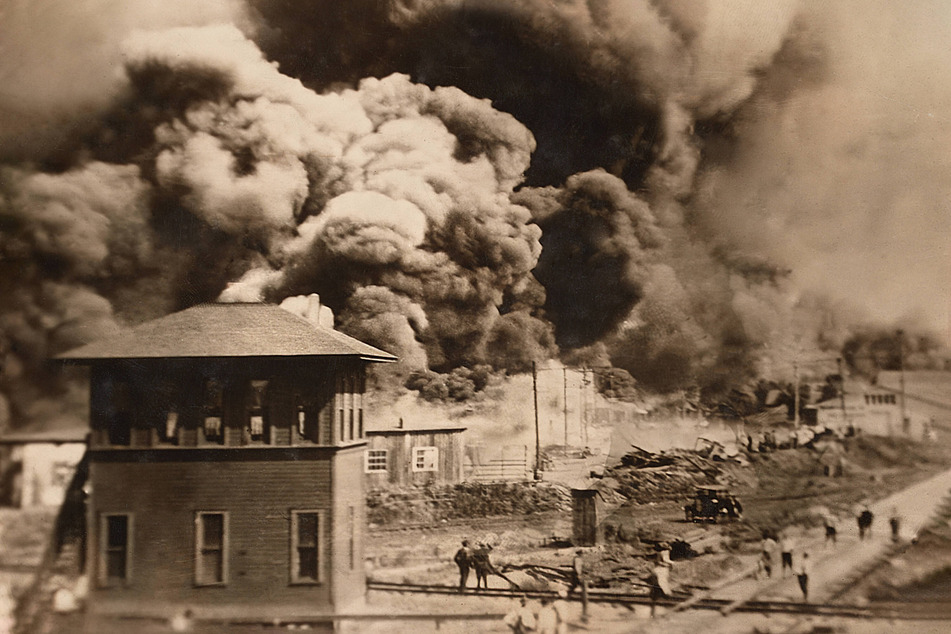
[571,488,603,546]
[0,425,87,508]
[364,423,466,488]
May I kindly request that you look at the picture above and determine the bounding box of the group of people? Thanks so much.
[503,594,570,634]
[758,532,811,600]
[454,540,497,591]
[754,503,904,603]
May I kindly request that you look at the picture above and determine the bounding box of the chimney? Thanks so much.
[280,294,334,328]
[305,294,334,328]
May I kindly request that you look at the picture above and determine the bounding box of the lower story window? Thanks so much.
[365,450,388,472]
[195,512,228,585]
[412,446,438,472]
[99,513,132,586]
[291,510,325,584]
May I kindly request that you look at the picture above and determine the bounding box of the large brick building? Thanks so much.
[56,301,394,624]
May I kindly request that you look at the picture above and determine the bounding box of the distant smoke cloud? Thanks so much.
[0,0,947,430]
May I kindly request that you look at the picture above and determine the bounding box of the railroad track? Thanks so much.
[367,581,951,620]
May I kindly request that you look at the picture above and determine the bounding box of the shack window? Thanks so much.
[99,513,132,586]
[290,510,325,584]
[412,446,438,472]
[195,512,228,585]
[365,450,388,472]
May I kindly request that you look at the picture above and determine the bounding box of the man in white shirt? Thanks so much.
[796,553,810,601]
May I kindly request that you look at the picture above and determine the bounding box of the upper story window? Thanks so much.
[335,369,365,443]
[107,382,133,446]
[203,379,224,443]
[248,380,269,441]
[412,446,438,472]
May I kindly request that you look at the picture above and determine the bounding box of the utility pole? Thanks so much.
[898,329,908,434]
[792,336,802,428]
[533,361,540,480]
[563,368,569,449]
[580,368,589,447]
[793,360,800,428]
[837,357,848,431]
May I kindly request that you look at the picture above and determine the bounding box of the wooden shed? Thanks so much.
[364,424,466,488]
[55,301,395,625]
[0,425,87,508]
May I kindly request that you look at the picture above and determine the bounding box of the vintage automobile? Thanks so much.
[684,486,743,523]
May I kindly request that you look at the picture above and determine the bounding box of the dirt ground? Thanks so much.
[365,431,951,632]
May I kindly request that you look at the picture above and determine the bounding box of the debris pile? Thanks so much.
[367,481,572,526]
[600,445,742,503]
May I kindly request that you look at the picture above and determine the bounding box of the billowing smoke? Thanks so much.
[514,170,663,348]
[1,0,948,430]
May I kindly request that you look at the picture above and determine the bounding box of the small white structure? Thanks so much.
[0,427,86,508]
[815,380,921,437]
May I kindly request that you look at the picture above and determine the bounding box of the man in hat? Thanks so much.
[454,540,472,592]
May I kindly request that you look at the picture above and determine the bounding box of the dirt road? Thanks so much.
[622,466,951,634]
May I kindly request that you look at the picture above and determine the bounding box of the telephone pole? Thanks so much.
[898,329,908,434]
[533,361,540,480]
[580,368,589,447]
[837,357,848,430]
[563,368,569,448]
[793,359,800,428]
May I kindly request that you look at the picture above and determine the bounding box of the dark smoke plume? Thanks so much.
[1,0,948,431]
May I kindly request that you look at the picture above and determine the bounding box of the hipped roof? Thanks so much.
[56,303,396,363]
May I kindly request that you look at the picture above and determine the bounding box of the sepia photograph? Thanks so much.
[0,1,949,632]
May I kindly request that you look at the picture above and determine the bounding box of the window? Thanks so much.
[195,512,228,585]
[99,513,132,585]
[290,510,325,584]
[107,382,133,446]
[365,450,388,473]
[334,370,365,442]
[248,380,268,441]
[165,411,179,441]
[203,379,224,443]
[412,447,438,472]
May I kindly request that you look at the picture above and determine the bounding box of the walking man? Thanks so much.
[823,514,838,545]
[503,597,536,633]
[796,552,810,601]
[552,590,569,634]
[779,533,794,578]
[761,534,778,578]
[472,543,491,590]
[569,550,584,593]
[454,540,472,592]
[858,506,874,540]
[889,507,901,542]
[536,598,557,634]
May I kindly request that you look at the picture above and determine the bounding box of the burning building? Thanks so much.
[55,300,395,624]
